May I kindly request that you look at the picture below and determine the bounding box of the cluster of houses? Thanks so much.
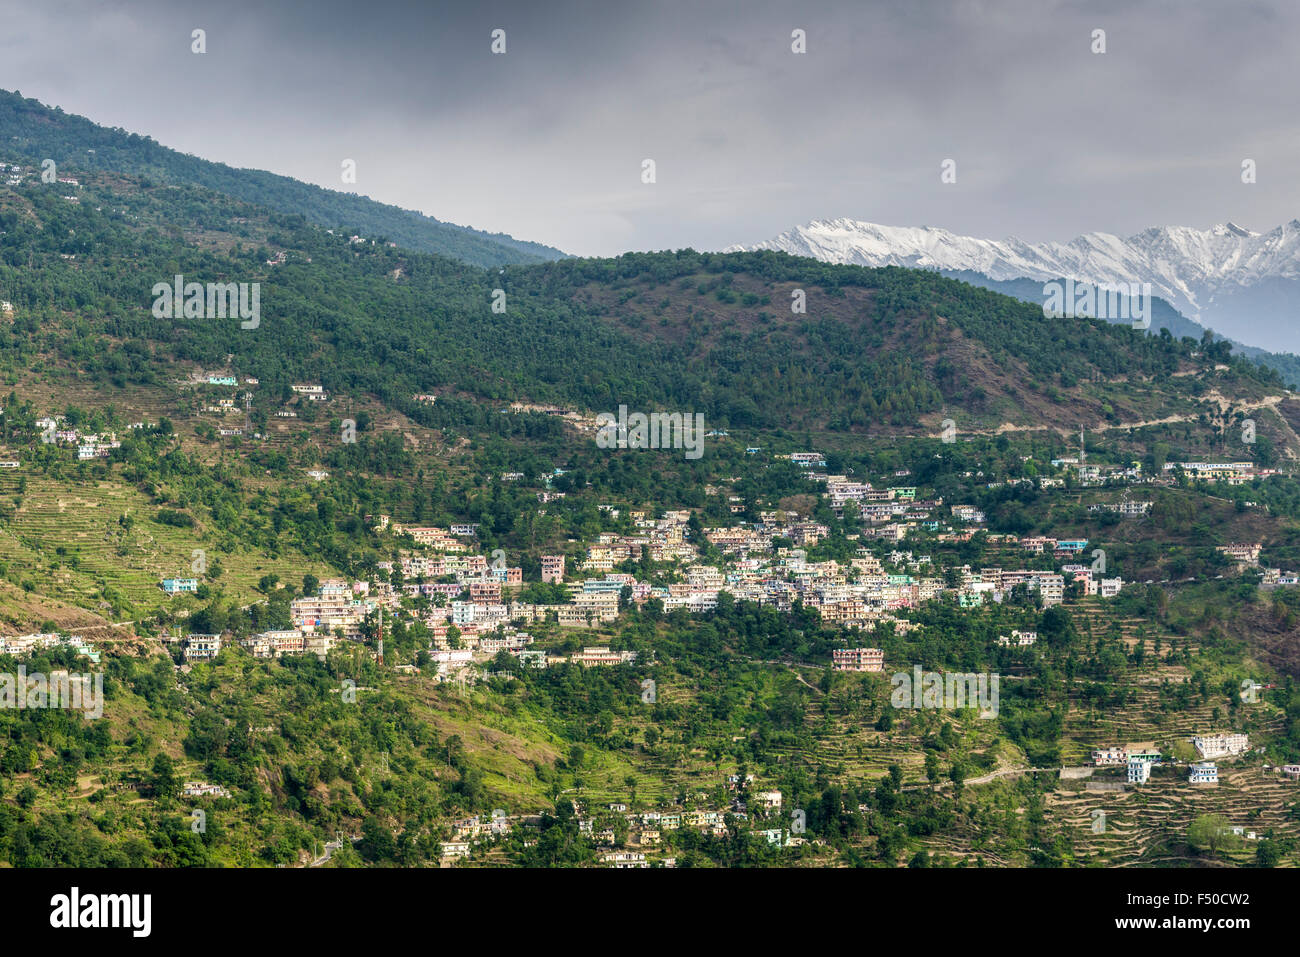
[0,163,73,191]
[1164,461,1278,484]
[1042,456,1275,488]
[35,416,121,460]
[158,486,1139,680]
[819,477,944,541]
[1,162,77,189]
[581,510,701,569]
[1091,734,1262,787]
[1087,500,1153,516]
[0,632,100,663]
[1211,543,1300,584]
[291,384,328,402]
[183,782,231,798]
[1047,457,1144,486]
[164,570,637,679]
[144,453,1289,702]
[997,629,1038,647]
[816,450,1277,502]
[441,786,797,867]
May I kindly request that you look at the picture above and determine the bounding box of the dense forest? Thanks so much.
[0,159,1280,437]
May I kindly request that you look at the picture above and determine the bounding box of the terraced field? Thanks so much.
[0,474,334,627]
[1051,764,1300,866]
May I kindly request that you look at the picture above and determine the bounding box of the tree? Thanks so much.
[1038,605,1078,648]
[1187,814,1237,858]
[359,816,396,862]
[1256,840,1284,868]
[151,752,179,800]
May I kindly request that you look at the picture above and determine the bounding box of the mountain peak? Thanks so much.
[1216,222,1256,238]
[726,218,1300,353]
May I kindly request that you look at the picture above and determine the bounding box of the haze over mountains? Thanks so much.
[728,218,1300,354]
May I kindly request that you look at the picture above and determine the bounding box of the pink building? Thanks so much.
[832,647,885,673]
[541,555,565,583]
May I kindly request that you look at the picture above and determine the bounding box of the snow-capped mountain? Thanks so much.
[725,218,1300,353]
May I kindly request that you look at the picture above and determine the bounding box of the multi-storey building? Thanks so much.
[832,647,885,673]
[541,554,566,583]
[1191,733,1249,759]
[1127,758,1152,785]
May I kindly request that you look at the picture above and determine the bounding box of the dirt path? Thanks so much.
[976,391,1291,439]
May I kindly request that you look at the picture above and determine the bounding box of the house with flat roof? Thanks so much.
[1127,757,1151,785]
[183,634,222,662]
[1191,733,1248,759]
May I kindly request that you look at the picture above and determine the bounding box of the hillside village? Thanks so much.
[4,113,1300,871]
[6,434,1293,865]
[2,338,1297,868]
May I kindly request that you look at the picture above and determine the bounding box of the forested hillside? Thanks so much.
[0,89,566,267]
[3,114,1300,873]
[947,270,1300,389]
[0,155,1283,438]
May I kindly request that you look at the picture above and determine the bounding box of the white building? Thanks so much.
[1127,757,1151,785]
[997,629,1037,647]
[183,634,222,662]
[1092,746,1127,766]
[1191,733,1248,759]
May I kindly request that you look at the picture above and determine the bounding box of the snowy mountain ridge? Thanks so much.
[725,218,1300,351]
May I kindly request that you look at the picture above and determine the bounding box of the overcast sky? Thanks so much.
[2,0,1297,256]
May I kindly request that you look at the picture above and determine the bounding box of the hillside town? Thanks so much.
[142,476,1141,683]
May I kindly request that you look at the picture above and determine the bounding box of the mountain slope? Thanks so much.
[948,271,1300,389]
[6,113,1300,875]
[0,89,567,267]
[2,158,1286,441]
[728,218,1300,353]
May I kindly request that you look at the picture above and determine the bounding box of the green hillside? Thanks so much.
[3,107,1300,871]
[0,89,567,267]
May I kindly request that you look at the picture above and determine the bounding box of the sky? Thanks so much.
[1,0,1298,257]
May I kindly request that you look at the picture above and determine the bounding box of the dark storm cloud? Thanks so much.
[1,0,1297,254]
